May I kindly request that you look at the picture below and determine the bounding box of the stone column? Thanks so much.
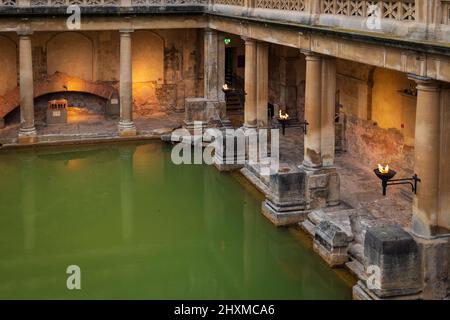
[243,37,257,128]
[18,32,37,144]
[302,51,323,169]
[118,29,136,136]
[256,42,269,128]
[409,75,441,238]
[217,33,226,103]
[204,28,219,101]
[320,57,336,167]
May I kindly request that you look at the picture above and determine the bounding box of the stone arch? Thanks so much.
[0,35,17,96]
[131,30,164,84]
[46,32,94,81]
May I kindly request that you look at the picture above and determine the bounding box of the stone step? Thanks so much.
[346,259,367,282]
[240,167,270,196]
[300,219,316,238]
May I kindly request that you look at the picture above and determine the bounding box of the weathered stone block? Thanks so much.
[213,129,246,172]
[415,236,450,300]
[364,226,421,298]
[261,167,308,226]
[304,167,340,209]
[313,220,349,267]
[184,98,228,131]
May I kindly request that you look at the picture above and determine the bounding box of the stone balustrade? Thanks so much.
[320,0,416,21]
[0,0,449,44]
[0,0,207,6]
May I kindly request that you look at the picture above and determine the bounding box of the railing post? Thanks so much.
[416,0,441,24]
[305,0,321,23]
[17,0,30,6]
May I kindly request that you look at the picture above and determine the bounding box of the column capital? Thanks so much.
[241,36,256,44]
[256,41,269,48]
[204,28,217,35]
[408,74,440,91]
[300,50,322,61]
[17,30,33,37]
[119,29,134,35]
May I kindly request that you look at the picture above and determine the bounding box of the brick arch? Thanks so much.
[0,72,117,119]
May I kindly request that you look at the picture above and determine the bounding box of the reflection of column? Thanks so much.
[18,32,37,144]
[243,37,257,128]
[204,28,219,101]
[409,75,441,238]
[302,51,322,168]
[256,42,269,128]
[20,154,36,252]
[118,29,136,136]
[119,146,136,242]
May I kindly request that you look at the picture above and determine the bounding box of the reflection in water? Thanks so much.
[119,146,136,243]
[0,142,352,299]
[20,155,36,253]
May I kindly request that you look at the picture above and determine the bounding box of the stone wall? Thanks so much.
[268,45,305,121]
[345,115,414,175]
[0,29,203,118]
[337,61,416,175]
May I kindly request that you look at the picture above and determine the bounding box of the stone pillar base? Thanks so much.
[18,128,37,144]
[261,199,308,227]
[183,120,207,133]
[414,235,450,299]
[118,121,137,137]
[303,166,340,208]
[213,161,245,172]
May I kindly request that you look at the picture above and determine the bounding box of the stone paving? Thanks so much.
[279,126,412,229]
[0,112,184,144]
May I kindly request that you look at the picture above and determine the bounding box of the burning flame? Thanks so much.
[278,110,290,120]
[378,164,390,174]
[222,84,230,91]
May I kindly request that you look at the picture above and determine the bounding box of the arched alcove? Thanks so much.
[46,32,94,81]
[131,30,164,84]
[0,35,17,96]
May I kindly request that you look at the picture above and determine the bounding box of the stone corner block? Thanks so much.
[364,226,422,298]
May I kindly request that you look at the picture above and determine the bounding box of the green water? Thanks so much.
[0,142,352,299]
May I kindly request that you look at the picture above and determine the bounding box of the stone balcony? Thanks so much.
[0,0,449,46]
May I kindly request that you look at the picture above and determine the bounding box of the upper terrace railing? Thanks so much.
[0,0,206,6]
[0,0,449,40]
[321,0,416,21]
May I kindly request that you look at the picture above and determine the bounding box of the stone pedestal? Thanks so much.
[183,97,228,132]
[362,226,422,299]
[414,235,450,300]
[305,166,340,208]
[261,166,308,226]
[213,128,246,171]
